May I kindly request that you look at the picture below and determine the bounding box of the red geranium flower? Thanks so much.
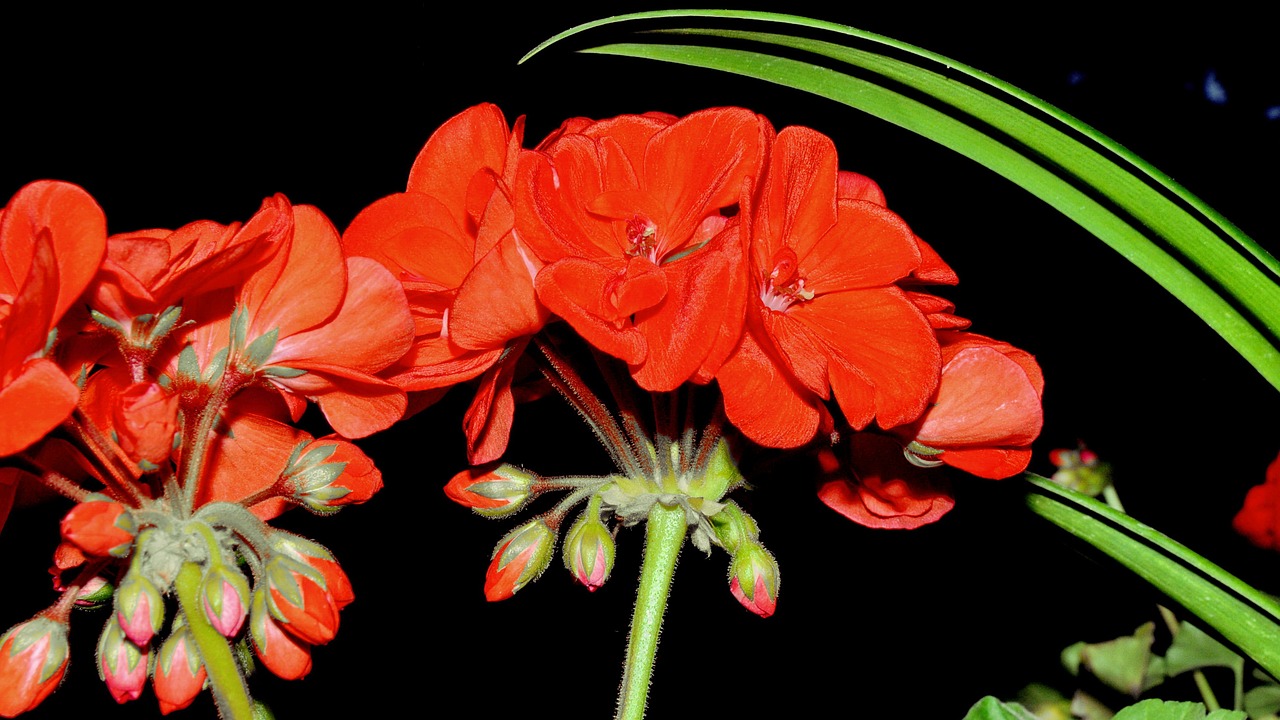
[517,107,764,391]
[0,181,107,456]
[816,435,956,529]
[345,103,547,462]
[1234,451,1280,551]
[716,126,940,448]
[892,331,1044,479]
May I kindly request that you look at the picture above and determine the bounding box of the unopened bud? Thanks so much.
[60,495,137,558]
[0,616,70,716]
[153,625,207,715]
[114,572,165,648]
[563,510,615,592]
[97,617,148,703]
[728,541,780,618]
[485,518,555,601]
[202,563,250,638]
[446,463,535,518]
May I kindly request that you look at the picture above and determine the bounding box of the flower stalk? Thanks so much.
[174,561,254,720]
[616,502,686,720]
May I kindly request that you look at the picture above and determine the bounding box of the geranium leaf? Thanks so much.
[1112,699,1245,720]
[1026,475,1280,682]
[960,696,1039,720]
[1244,681,1280,718]
[1165,621,1243,677]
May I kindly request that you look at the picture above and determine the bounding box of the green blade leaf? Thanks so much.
[1025,476,1280,681]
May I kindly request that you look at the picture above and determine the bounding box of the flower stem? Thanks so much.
[175,561,254,720]
[616,502,686,720]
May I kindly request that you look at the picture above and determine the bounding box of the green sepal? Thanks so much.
[203,347,230,386]
[261,365,306,378]
[148,305,183,347]
[683,437,741,502]
[90,308,125,334]
[176,345,202,384]
[229,306,248,355]
[242,328,279,370]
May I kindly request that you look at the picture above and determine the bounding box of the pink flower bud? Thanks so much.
[60,496,137,558]
[728,541,779,618]
[153,626,206,715]
[97,617,148,704]
[250,589,312,681]
[485,518,555,601]
[445,463,535,518]
[563,512,614,592]
[202,564,250,638]
[112,381,179,470]
[263,556,339,645]
[114,573,164,648]
[0,616,69,717]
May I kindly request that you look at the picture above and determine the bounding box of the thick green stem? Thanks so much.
[616,502,686,720]
[175,561,254,720]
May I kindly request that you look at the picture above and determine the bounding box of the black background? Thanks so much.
[2,4,1278,718]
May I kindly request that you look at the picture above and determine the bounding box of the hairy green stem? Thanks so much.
[175,561,254,720]
[616,502,686,720]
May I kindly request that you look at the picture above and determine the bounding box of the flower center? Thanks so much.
[759,247,813,312]
[625,214,660,264]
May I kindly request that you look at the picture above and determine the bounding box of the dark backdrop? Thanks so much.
[2,5,1277,718]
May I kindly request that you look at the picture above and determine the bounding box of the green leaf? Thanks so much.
[1165,621,1243,678]
[961,696,1040,720]
[1070,622,1161,697]
[1244,681,1280,718]
[1025,476,1280,682]
[1111,699,1245,720]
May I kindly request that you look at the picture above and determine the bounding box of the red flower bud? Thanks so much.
[153,626,206,715]
[728,541,779,618]
[250,589,312,681]
[269,533,354,609]
[445,463,535,518]
[281,437,383,515]
[112,381,178,470]
[263,557,339,645]
[485,519,555,601]
[60,496,137,558]
[0,616,69,717]
[97,617,148,704]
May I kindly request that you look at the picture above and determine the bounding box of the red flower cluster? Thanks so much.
[351,104,1043,527]
[0,181,409,715]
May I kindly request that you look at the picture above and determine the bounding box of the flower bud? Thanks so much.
[202,564,250,638]
[114,572,165,648]
[249,589,312,681]
[280,437,383,515]
[113,381,179,471]
[75,575,115,609]
[269,533,353,609]
[445,463,535,518]
[563,511,615,592]
[97,617,148,704]
[0,616,70,717]
[485,518,555,601]
[153,625,206,715]
[60,495,137,558]
[263,556,339,645]
[728,541,780,618]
